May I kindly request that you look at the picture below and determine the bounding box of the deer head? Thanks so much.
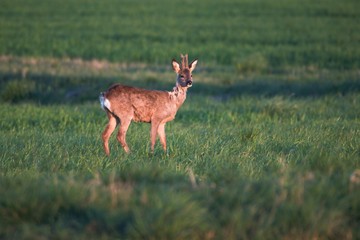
[172,54,198,88]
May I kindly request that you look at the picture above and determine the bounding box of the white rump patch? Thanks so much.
[99,94,111,111]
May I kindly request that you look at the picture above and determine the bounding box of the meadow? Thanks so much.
[1,0,360,239]
[1,0,360,69]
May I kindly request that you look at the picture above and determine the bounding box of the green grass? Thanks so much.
[1,95,359,238]
[1,0,360,68]
[0,58,359,238]
[1,0,360,238]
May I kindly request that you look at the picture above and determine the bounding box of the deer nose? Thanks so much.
[187,80,193,86]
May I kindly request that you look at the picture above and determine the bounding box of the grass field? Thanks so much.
[1,0,360,239]
[1,0,360,68]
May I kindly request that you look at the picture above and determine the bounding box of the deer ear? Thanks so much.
[172,59,181,73]
[189,59,198,72]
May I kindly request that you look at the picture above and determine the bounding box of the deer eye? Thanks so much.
[180,75,184,79]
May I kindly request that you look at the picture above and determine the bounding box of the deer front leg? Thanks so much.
[117,117,132,153]
[157,123,167,152]
[102,112,118,156]
[150,120,161,152]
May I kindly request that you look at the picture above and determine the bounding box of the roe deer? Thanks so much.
[99,54,198,155]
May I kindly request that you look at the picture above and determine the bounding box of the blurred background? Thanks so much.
[1,0,359,68]
[1,0,359,104]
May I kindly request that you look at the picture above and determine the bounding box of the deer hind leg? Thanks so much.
[102,112,118,156]
[116,117,132,153]
[157,122,167,152]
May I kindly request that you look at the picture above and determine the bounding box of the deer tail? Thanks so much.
[99,92,112,112]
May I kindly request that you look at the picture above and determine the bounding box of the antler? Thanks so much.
[180,53,189,69]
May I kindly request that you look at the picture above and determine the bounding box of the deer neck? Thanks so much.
[169,83,188,108]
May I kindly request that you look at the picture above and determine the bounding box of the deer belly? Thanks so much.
[132,107,152,123]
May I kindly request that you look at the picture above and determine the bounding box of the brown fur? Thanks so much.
[100,54,198,155]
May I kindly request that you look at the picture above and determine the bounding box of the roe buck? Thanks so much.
[99,54,198,155]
